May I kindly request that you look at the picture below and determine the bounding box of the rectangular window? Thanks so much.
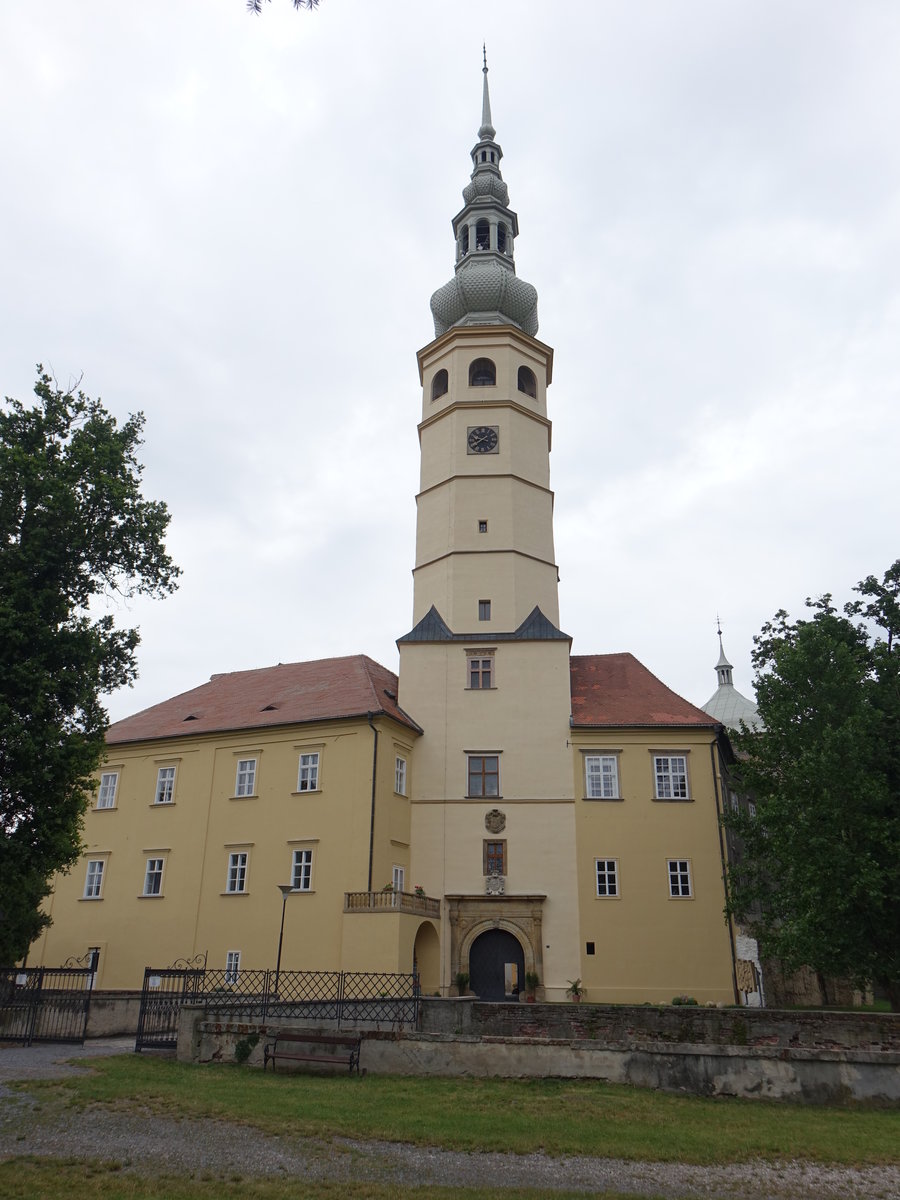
[83,860,105,899]
[585,755,619,799]
[468,754,499,797]
[235,758,256,797]
[395,756,407,795]
[292,848,313,891]
[654,755,689,800]
[226,852,248,894]
[478,520,488,533]
[478,599,491,621]
[155,766,176,805]
[392,864,405,894]
[225,950,241,985]
[97,772,118,809]
[297,752,319,792]
[143,858,164,897]
[468,656,493,689]
[668,859,692,898]
[483,839,506,875]
[595,858,619,897]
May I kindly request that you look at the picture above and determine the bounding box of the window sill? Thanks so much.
[583,796,624,802]
[79,897,103,902]
[221,891,249,897]
[652,797,693,803]
[291,790,321,797]
[93,806,116,813]
[595,894,621,900]
[138,894,164,900]
[151,801,176,808]
[465,687,497,692]
[466,795,503,801]
[229,794,258,801]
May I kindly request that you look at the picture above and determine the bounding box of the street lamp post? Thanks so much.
[274,883,297,998]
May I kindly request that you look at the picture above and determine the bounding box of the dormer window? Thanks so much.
[517,366,537,398]
[432,369,448,401]
[475,219,490,251]
[469,358,496,387]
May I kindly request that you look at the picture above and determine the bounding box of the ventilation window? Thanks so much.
[431,369,448,401]
[475,219,490,251]
[469,358,496,387]
[517,366,537,398]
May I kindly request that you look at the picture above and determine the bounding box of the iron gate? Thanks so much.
[0,965,95,1046]
[135,966,419,1052]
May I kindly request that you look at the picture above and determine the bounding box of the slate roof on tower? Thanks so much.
[106,655,422,744]
[571,654,719,728]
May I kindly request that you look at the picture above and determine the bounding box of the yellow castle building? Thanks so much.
[34,64,742,1006]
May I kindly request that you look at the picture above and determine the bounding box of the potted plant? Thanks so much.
[413,884,426,899]
[524,971,540,1002]
[455,971,469,996]
[566,978,584,1003]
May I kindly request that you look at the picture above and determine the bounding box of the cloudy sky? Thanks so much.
[2,1,898,723]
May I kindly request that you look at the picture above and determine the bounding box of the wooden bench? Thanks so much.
[263,1029,363,1075]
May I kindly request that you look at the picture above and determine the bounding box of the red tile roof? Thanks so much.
[570,653,718,728]
[107,655,421,745]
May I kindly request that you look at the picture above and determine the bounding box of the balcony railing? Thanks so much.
[344,890,441,917]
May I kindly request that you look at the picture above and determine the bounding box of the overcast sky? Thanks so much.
[2,1,898,723]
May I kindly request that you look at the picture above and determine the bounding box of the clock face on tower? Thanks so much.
[467,425,499,454]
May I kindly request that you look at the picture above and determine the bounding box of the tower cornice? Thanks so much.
[417,323,553,385]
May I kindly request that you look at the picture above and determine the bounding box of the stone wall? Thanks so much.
[180,1001,900,1105]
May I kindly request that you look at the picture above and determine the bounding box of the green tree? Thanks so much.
[0,369,179,963]
[727,565,900,1009]
[247,0,320,13]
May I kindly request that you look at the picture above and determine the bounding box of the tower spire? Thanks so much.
[430,57,538,338]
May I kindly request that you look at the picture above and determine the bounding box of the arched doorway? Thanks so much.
[413,922,440,995]
[469,929,525,1001]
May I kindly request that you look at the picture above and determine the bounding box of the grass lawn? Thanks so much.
[9,1054,900,1166]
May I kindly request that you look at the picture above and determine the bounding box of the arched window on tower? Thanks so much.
[517,366,537,398]
[475,219,490,251]
[497,223,507,254]
[469,358,496,387]
[431,369,448,401]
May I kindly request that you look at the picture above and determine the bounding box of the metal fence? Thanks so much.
[135,965,419,1052]
[0,965,95,1046]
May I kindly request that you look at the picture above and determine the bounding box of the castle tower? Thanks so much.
[398,58,579,999]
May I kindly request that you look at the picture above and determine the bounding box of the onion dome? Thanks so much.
[430,54,539,338]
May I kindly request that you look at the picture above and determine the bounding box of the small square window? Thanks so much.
[395,756,407,795]
[84,860,105,899]
[235,758,256,797]
[586,942,596,956]
[298,752,319,792]
[478,520,488,533]
[595,858,619,897]
[143,858,164,896]
[97,772,118,809]
[155,766,176,805]
[292,848,313,891]
[478,600,491,621]
[226,852,248,894]
[225,950,241,985]
[668,859,692,898]
[468,754,499,797]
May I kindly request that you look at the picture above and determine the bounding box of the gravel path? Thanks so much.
[1,1040,898,1199]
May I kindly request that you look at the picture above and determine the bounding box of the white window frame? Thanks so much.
[595,858,619,897]
[392,864,405,894]
[585,755,620,800]
[96,771,119,809]
[143,857,164,897]
[654,755,689,800]
[297,752,320,792]
[395,755,407,796]
[225,950,241,986]
[292,848,313,891]
[155,766,176,805]
[667,858,693,898]
[226,851,248,894]
[83,859,105,899]
[235,758,257,797]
